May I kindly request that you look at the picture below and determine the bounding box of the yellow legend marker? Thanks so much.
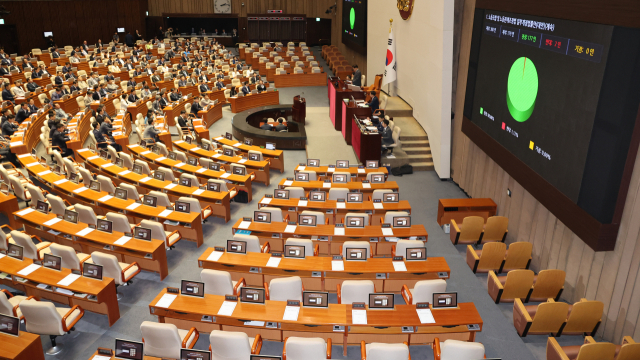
[529,141,534,150]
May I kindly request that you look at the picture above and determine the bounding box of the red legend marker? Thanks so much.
[502,122,506,130]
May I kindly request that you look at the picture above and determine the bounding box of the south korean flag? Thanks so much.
[382,29,397,86]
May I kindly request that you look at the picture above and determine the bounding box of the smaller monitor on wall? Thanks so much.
[117,28,125,32]
[44,32,53,37]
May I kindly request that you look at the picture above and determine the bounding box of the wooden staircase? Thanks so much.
[399,134,434,171]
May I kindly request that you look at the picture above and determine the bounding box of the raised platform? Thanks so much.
[231,104,307,150]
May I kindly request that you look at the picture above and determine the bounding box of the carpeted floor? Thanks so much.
[0,46,590,360]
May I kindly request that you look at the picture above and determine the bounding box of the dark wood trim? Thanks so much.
[475,0,640,29]
[613,106,640,223]
[162,13,239,19]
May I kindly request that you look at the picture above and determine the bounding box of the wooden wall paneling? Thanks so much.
[546,220,566,270]
[539,213,558,270]
[612,231,640,339]
[505,181,524,243]
[573,245,595,302]
[630,275,640,340]
[585,252,605,300]
[562,235,585,302]
[529,206,549,271]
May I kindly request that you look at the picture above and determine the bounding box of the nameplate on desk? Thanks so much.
[97,348,113,356]
[271,252,282,257]
[225,295,238,301]
[214,246,225,252]
[352,302,366,309]
[333,255,343,261]
[166,287,180,294]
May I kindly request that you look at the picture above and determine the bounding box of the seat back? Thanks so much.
[298,170,317,181]
[384,211,409,225]
[209,330,252,360]
[501,269,535,300]
[8,175,28,201]
[477,242,507,271]
[395,240,425,259]
[177,197,201,213]
[179,173,200,187]
[149,191,172,207]
[119,182,140,200]
[269,276,303,301]
[340,280,374,304]
[345,212,369,227]
[49,243,82,271]
[284,186,305,199]
[366,172,385,183]
[259,206,283,222]
[140,219,167,241]
[10,231,39,260]
[25,183,46,203]
[482,216,508,242]
[134,159,151,175]
[530,269,566,301]
[46,194,68,216]
[0,292,14,316]
[617,342,640,360]
[120,152,134,168]
[328,188,348,200]
[232,234,262,253]
[411,279,447,304]
[285,337,326,360]
[97,175,116,194]
[284,238,314,257]
[106,213,132,233]
[200,269,234,296]
[19,300,65,336]
[371,189,393,201]
[91,251,124,284]
[529,301,569,333]
[208,179,229,192]
[503,242,533,270]
[107,145,118,161]
[156,142,168,156]
[139,321,182,359]
[342,241,371,259]
[459,216,484,243]
[564,300,604,334]
[157,166,175,181]
[75,204,98,225]
[300,210,324,225]
[79,167,93,185]
[573,343,616,360]
[440,340,485,360]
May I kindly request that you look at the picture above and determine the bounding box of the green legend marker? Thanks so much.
[507,57,538,122]
[350,8,355,30]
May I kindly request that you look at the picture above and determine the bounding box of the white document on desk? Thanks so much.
[215,137,224,140]
[297,166,305,171]
[213,153,222,158]
[126,202,142,210]
[165,183,178,189]
[358,168,365,173]
[260,197,272,205]
[139,177,152,183]
[101,163,114,168]
[337,202,346,209]
[76,227,95,236]
[362,183,371,188]
[158,209,173,217]
[238,221,251,229]
[381,228,394,236]
[191,147,201,151]
[283,306,300,321]
[284,225,297,233]
[207,251,223,261]
[91,355,111,360]
[392,261,407,272]
[17,208,35,216]
[266,257,281,268]
[114,236,132,245]
[373,203,384,209]
[417,308,436,324]
[220,172,231,178]
[155,294,177,308]
[352,310,368,325]
[323,182,331,188]
[283,180,293,186]
[44,218,62,226]
[334,227,345,236]
[57,274,80,286]
[233,143,242,147]
[331,260,344,271]
[238,159,247,164]
[298,200,308,206]
[141,151,151,155]
[54,179,68,185]
[119,170,131,175]
[196,168,206,173]
[174,162,186,168]
[73,187,88,194]
[87,156,100,160]
[217,301,237,316]
[155,156,167,162]
[99,195,113,202]
[18,264,41,276]
[192,189,205,195]
[327,167,335,172]
[38,170,51,176]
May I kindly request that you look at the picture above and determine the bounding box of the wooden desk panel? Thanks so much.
[77,148,232,223]
[149,289,482,345]
[230,219,427,255]
[162,97,189,127]
[0,192,20,229]
[14,208,168,280]
[343,102,373,146]
[198,249,449,291]
[87,351,160,360]
[274,73,327,88]
[18,156,204,247]
[294,165,388,177]
[0,256,120,326]
[212,136,284,173]
[277,179,399,194]
[173,140,271,186]
[128,144,254,202]
[0,331,45,360]
[437,198,498,226]
[352,116,381,164]
[197,101,225,128]
[229,91,280,113]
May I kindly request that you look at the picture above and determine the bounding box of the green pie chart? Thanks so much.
[350,8,355,30]
[507,57,538,122]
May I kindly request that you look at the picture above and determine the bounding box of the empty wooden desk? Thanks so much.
[294,164,388,179]
[14,207,169,280]
[198,249,449,291]
[212,136,285,173]
[0,192,20,229]
[277,179,399,194]
[230,218,427,255]
[0,331,45,360]
[437,198,498,226]
[0,255,120,326]
[352,116,381,164]
[274,72,327,88]
[342,101,372,145]
[229,91,280,113]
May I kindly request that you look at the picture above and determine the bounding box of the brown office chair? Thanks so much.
[513,298,569,337]
[450,216,484,245]
[547,336,640,360]
[466,242,506,273]
[488,269,535,304]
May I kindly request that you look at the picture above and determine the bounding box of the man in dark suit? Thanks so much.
[125,32,134,47]
[256,80,267,93]
[25,78,38,92]
[367,91,379,114]
[1,114,18,137]
[15,103,30,124]
[352,65,362,87]
[1,83,14,104]
[92,120,110,149]
[191,97,203,114]
[199,81,210,93]
[215,79,224,91]
[0,62,10,75]
[128,91,139,103]
[275,118,287,132]
[105,72,115,82]
[68,81,80,93]
[92,85,102,101]
[27,99,38,114]
[177,110,192,130]
[62,63,72,74]
[169,88,181,102]
[260,122,273,131]
[54,71,65,86]
[380,120,394,153]
[52,123,73,158]
[178,76,187,87]
[51,48,60,59]
[82,41,89,52]
[96,39,104,49]
[241,82,250,95]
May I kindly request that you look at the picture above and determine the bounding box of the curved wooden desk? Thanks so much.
[173,140,271,185]
[0,331,45,360]
[257,196,411,225]
[128,144,254,202]
[17,155,203,247]
[198,249,449,292]
[230,219,427,255]
[211,136,284,173]
[77,148,232,222]
[13,207,168,280]
[277,179,399,194]
[0,254,119,326]
[149,289,482,350]
[273,72,327,88]
[295,164,389,178]
[228,90,280,113]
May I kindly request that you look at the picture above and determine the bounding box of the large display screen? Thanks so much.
[469,11,613,202]
[342,0,367,51]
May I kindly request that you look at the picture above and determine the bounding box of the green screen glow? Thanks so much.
[507,57,539,122]
[350,8,355,30]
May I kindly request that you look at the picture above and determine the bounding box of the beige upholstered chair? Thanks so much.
[200,269,245,296]
[140,219,182,249]
[401,279,447,305]
[338,280,375,304]
[208,330,263,360]
[284,238,317,257]
[283,337,331,360]
[0,289,29,318]
[284,186,305,199]
[177,197,212,222]
[433,338,484,360]
[361,342,410,360]
[46,194,73,216]
[10,230,50,261]
[106,213,135,234]
[19,300,84,355]
[266,276,303,301]
[49,243,90,272]
[392,239,426,259]
[90,252,140,299]
[232,233,269,253]
[328,188,348,200]
[140,321,199,359]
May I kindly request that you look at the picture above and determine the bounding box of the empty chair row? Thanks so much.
[450,215,508,245]
[546,336,640,360]
[514,298,603,337]
[467,241,532,273]
[488,269,565,304]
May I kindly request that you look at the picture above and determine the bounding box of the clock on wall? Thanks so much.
[214,0,232,14]
[397,0,414,20]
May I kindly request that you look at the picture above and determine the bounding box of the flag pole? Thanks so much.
[388,19,393,96]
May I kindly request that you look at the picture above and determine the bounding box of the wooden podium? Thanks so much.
[342,100,372,145]
[292,95,306,124]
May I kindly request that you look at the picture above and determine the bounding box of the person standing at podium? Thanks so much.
[352,65,362,86]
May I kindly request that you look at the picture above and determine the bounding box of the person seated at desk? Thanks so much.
[53,71,65,86]
[87,73,100,88]
[100,117,122,151]
[1,114,18,137]
[51,47,61,59]
[0,83,14,104]
[68,80,80,93]
[141,85,152,98]
[52,123,74,158]
[15,103,30,124]
[93,120,121,151]
[128,90,139,103]
[12,80,26,98]
[178,75,188,87]
[367,91,379,114]
[169,88,182,102]
[191,96,203,114]
[229,86,239,97]
[27,98,38,114]
[20,58,33,72]
[91,85,102,101]
[127,77,137,89]
[200,94,214,107]
[256,80,267,93]
[51,86,65,101]
[54,102,73,122]
[143,118,161,145]
[260,122,274,131]
[214,78,225,91]
[25,78,38,92]
[381,119,394,154]
[199,79,211,93]
[151,72,162,86]
[275,118,287,132]
[105,71,115,82]
[177,110,192,131]
[119,94,130,111]
[241,81,250,95]
[250,73,260,84]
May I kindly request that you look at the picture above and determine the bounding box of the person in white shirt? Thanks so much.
[12,81,25,97]
[78,76,88,90]
[70,55,80,64]
[200,94,214,107]
[119,94,130,111]
[229,70,239,78]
